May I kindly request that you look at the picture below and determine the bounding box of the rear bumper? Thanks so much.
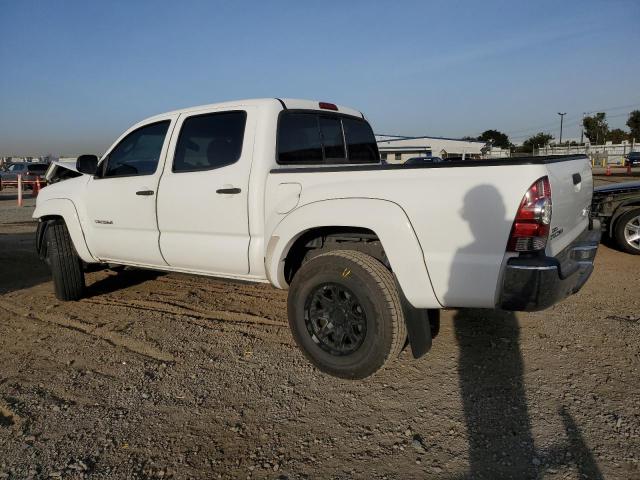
[498,221,601,311]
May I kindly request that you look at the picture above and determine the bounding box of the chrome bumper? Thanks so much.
[498,221,601,312]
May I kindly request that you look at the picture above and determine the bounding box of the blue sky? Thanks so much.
[1,0,638,155]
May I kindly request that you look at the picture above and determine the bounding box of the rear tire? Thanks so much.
[46,221,86,300]
[614,209,640,255]
[287,250,406,379]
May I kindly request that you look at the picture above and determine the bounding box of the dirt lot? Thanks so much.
[0,179,638,480]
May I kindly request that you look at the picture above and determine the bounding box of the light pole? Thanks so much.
[558,112,567,145]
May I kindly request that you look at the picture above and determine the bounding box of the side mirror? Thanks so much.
[76,155,99,175]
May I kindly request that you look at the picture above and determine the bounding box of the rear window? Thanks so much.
[342,118,379,163]
[277,112,378,165]
[28,164,48,173]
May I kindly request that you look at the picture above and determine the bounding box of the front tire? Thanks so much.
[614,209,640,255]
[46,221,86,300]
[287,250,406,379]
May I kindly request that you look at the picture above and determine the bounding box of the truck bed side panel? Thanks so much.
[267,163,550,308]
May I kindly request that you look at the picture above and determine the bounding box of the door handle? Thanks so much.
[136,190,155,196]
[216,187,241,194]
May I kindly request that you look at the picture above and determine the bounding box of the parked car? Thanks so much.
[0,162,48,189]
[404,156,443,165]
[625,151,640,167]
[592,181,640,254]
[33,98,600,379]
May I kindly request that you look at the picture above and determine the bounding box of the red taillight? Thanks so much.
[319,102,338,111]
[507,176,552,252]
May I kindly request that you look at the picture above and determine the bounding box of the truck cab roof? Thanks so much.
[140,98,364,125]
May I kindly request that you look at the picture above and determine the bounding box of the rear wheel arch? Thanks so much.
[266,198,441,309]
[283,226,389,285]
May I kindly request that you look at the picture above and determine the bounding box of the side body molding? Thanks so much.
[265,198,441,309]
[33,198,96,263]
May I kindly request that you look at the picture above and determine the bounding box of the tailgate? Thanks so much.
[546,156,593,256]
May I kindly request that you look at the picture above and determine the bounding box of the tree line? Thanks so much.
[468,110,640,153]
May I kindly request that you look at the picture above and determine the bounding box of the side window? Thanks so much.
[173,111,247,173]
[319,116,346,162]
[104,121,170,177]
[277,113,323,165]
[342,118,379,163]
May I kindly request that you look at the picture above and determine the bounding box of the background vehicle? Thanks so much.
[592,181,640,254]
[0,162,48,190]
[404,156,443,165]
[625,151,640,167]
[33,98,599,379]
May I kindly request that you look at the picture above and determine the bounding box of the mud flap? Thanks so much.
[397,281,438,358]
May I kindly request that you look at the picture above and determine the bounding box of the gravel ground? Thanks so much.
[0,180,638,480]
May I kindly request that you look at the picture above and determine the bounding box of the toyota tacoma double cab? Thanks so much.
[34,98,600,379]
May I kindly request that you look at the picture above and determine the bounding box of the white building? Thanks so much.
[376,135,486,164]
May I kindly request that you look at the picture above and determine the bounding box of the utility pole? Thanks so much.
[580,112,585,144]
[558,112,567,145]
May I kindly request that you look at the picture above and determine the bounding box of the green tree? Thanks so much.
[627,110,640,141]
[477,129,511,149]
[522,132,554,152]
[606,128,629,144]
[582,113,609,144]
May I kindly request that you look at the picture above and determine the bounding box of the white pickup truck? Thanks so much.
[34,98,600,379]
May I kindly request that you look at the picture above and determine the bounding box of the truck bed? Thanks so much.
[267,155,593,308]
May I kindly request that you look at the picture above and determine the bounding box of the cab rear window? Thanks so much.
[277,112,379,165]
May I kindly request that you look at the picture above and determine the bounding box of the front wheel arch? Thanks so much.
[33,198,97,263]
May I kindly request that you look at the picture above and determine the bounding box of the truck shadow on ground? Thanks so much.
[449,185,603,479]
[0,231,50,294]
[85,268,164,298]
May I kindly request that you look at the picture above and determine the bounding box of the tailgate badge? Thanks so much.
[551,226,563,239]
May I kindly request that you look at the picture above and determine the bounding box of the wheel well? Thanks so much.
[35,215,64,259]
[40,214,64,223]
[283,226,389,284]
